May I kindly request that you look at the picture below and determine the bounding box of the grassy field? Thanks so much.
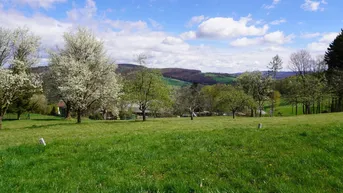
[1,114,343,192]
[204,73,236,84]
[162,77,191,87]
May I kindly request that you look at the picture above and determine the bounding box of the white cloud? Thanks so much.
[186,15,206,28]
[0,10,71,48]
[0,0,295,73]
[162,36,184,45]
[307,32,338,52]
[103,19,148,31]
[67,0,96,21]
[230,37,261,47]
[148,18,163,30]
[264,31,294,44]
[300,32,321,38]
[180,31,197,40]
[262,0,281,9]
[301,0,327,11]
[270,19,286,25]
[196,15,269,39]
[318,32,338,43]
[8,0,67,9]
[230,31,294,47]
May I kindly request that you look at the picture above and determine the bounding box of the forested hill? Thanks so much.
[31,64,296,86]
[116,63,296,85]
[117,64,236,85]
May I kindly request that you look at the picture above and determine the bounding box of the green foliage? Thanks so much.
[325,29,343,111]
[237,71,273,116]
[201,84,227,113]
[29,94,49,114]
[325,29,343,71]
[174,83,203,119]
[50,106,58,116]
[270,90,281,108]
[216,85,254,118]
[267,55,283,79]
[89,113,104,120]
[7,94,31,119]
[118,110,134,120]
[125,68,171,121]
[1,114,343,192]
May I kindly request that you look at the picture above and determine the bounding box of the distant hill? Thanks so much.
[231,71,297,80]
[117,64,237,85]
[31,64,296,87]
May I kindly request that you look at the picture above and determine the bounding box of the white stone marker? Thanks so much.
[39,138,46,146]
[258,123,263,129]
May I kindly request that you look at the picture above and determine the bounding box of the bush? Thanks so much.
[89,113,104,120]
[119,111,134,120]
[50,105,58,116]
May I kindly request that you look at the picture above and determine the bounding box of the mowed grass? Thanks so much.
[1,114,343,192]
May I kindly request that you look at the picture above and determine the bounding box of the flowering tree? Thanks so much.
[0,27,41,129]
[49,27,121,123]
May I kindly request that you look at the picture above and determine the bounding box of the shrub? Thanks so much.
[89,113,104,120]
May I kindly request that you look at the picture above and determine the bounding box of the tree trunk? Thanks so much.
[103,110,107,120]
[17,111,21,120]
[317,101,321,114]
[306,104,311,114]
[296,102,298,116]
[331,97,335,112]
[65,101,72,119]
[142,109,146,121]
[250,108,254,117]
[190,110,194,120]
[292,104,294,114]
[259,107,262,117]
[0,115,3,130]
[271,100,274,117]
[77,109,81,124]
[232,110,236,119]
[339,96,343,112]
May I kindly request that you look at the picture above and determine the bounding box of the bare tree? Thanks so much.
[289,50,315,79]
[0,28,12,66]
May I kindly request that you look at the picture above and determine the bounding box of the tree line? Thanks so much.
[1,27,343,129]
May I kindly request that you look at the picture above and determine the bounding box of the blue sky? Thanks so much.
[0,0,342,72]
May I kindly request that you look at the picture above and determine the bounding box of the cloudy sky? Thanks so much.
[0,0,341,72]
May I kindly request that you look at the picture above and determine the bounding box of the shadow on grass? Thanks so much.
[30,119,64,121]
[24,122,75,129]
[100,119,161,125]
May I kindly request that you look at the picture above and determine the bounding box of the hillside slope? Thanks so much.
[31,64,296,86]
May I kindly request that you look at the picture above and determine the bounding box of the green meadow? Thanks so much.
[1,114,343,192]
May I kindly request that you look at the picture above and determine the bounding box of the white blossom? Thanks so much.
[50,27,121,123]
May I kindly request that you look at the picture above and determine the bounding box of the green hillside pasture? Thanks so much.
[162,77,191,87]
[204,73,236,84]
[1,114,343,192]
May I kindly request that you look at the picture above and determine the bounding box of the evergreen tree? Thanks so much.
[325,29,343,70]
[267,55,283,79]
[325,29,343,112]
